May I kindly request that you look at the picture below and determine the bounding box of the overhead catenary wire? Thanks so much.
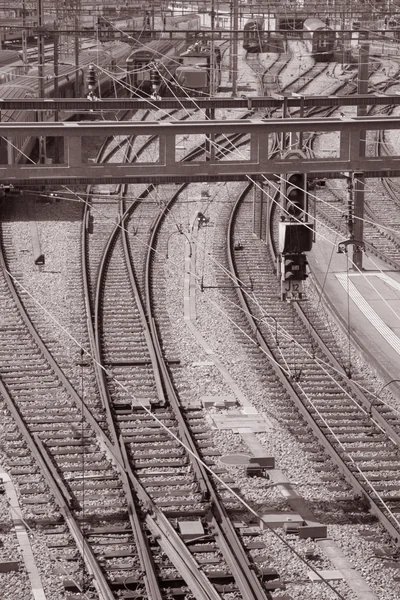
[0,15,396,600]
[63,176,400,430]
[9,0,400,532]
[1,263,347,600]
[3,111,396,596]
[55,29,400,341]
[41,35,400,408]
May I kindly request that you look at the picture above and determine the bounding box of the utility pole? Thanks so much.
[280,95,288,154]
[37,0,46,164]
[205,0,216,161]
[74,15,80,97]
[54,22,60,164]
[210,0,215,95]
[232,0,239,96]
[22,0,28,73]
[37,0,45,99]
[353,31,369,270]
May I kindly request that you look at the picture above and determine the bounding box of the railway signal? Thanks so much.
[280,253,308,302]
[282,253,307,282]
[283,172,308,221]
[278,222,313,254]
[150,65,162,100]
[87,64,97,100]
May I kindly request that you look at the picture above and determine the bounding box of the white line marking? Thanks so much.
[336,273,400,355]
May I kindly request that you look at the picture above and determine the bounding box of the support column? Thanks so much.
[280,96,288,155]
[22,0,28,74]
[253,181,267,241]
[7,138,15,165]
[353,34,369,270]
[65,137,82,166]
[54,23,60,164]
[210,0,215,93]
[159,134,175,166]
[74,16,80,98]
[232,0,239,96]
[37,0,46,164]
[205,108,215,161]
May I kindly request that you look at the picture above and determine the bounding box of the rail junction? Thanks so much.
[3,4,400,600]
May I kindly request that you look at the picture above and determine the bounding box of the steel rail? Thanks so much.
[81,110,257,596]
[0,241,116,599]
[227,186,400,547]
[81,125,167,600]
[281,84,400,435]
[0,164,162,600]
[89,108,201,424]
[120,199,167,404]
[0,376,115,600]
[145,191,272,600]
[81,113,267,598]
[0,221,115,461]
[294,302,400,444]
[308,187,400,270]
[120,441,223,600]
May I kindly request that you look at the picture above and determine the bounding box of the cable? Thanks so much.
[53,84,400,406]
[63,180,400,424]
[1,263,346,599]
[7,23,400,540]
[51,54,400,386]
[3,98,400,596]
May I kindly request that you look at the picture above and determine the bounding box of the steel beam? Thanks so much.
[2,94,400,112]
[2,115,400,135]
[1,116,400,185]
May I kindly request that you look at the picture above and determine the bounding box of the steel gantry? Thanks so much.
[2,116,400,185]
[3,94,400,112]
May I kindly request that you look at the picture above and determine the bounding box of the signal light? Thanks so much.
[197,212,209,227]
[150,66,162,100]
[281,253,308,281]
[87,64,98,101]
[87,64,97,89]
[285,173,307,220]
[282,256,298,281]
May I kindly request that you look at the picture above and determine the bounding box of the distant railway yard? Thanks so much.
[2,7,400,600]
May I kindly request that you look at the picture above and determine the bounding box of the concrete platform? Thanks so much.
[309,235,400,394]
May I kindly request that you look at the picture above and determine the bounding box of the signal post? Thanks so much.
[278,151,313,302]
[252,180,268,241]
[353,32,369,271]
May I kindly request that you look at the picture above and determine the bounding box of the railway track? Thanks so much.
[0,121,282,598]
[245,42,329,98]
[0,215,127,599]
[79,104,292,597]
[245,51,290,94]
[220,182,400,550]
[1,47,398,598]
